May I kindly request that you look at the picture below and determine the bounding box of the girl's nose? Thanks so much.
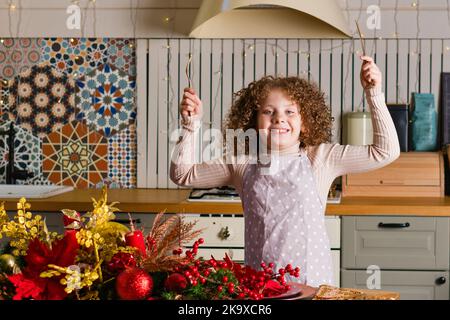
[272,113,286,124]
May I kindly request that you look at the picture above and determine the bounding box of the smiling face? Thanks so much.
[257,89,304,152]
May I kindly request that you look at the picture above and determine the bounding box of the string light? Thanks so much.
[9,3,16,11]
[411,2,417,7]
[69,38,76,44]
[0,39,3,44]
[164,17,171,23]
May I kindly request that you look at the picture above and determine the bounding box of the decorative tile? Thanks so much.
[107,39,136,76]
[0,121,41,184]
[107,124,137,188]
[0,38,41,79]
[0,78,9,120]
[17,172,54,186]
[75,63,136,137]
[40,38,108,76]
[7,64,76,138]
[95,178,124,189]
[42,121,108,188]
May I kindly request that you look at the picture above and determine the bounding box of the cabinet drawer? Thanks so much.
[182,216,244,247]
[342,216,450,270]
[341,270,449,300]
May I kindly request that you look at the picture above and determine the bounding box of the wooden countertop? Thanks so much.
[1,188,450,216]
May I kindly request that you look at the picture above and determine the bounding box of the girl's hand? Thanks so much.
[180,88,203,122]
[360,56,382,89]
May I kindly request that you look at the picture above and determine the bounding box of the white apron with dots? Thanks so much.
[241,149,334,287]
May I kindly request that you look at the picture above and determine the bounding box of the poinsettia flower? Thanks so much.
[262,279,287,297]
[8,274,43,300]
[9,235,79,300]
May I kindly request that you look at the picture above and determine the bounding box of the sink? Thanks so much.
[0,185,74,199]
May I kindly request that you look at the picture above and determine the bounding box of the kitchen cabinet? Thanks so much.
[342,270,449,300]
[341,216,450,300]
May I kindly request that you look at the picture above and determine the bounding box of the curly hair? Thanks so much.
[223,76,333,151]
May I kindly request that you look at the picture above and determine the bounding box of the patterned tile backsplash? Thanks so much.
[0,38,137,188]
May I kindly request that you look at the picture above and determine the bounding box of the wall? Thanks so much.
[1,0,449,188]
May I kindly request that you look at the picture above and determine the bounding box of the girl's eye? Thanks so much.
[262,110,272,115]
[287,110,296,115]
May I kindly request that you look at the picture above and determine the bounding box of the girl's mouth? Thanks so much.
[270,128,290,134]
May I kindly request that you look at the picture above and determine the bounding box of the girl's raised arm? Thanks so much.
[311,56,400,178]
[170,88,234,188]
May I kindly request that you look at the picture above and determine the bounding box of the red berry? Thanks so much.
[198,238,204,244]
[222,276,228,283]
[285,264,292,271]
[218,285,223,292]
[268,262,274,268]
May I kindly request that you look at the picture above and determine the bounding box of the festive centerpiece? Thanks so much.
[0,187,300,300]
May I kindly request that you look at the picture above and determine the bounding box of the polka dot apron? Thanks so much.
[241,150,334,287]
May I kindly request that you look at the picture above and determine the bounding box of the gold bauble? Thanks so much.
[0,254,20,274]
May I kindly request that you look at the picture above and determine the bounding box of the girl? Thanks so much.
[171,56,400,287]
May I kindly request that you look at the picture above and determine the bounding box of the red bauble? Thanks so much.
[164,273,188,293]
[116,268,153,300]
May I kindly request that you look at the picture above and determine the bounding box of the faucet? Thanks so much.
[0,122,34,184]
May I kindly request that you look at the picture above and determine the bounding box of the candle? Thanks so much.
[125,230,147,257]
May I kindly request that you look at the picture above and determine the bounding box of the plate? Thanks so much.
[263,283,317,300]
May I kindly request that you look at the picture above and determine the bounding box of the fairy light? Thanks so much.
[9,3,16,10]
[411,2,417,7]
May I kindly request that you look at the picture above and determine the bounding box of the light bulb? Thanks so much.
[164,17,171,22]
[9,4,16,10]
[0,39,4,44]
[411,2,417,7]
[129,43,134,48]
[446,46,450,51]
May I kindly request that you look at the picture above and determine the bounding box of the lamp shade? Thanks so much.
[189,0,351,38]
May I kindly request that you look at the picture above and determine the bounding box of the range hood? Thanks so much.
[189,0,351,38]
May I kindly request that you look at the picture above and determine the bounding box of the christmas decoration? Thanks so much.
[0,254,20,274]
[116,267,153,300]
[0,186,300,300]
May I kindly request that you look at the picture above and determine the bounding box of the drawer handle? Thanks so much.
[218,226,231,240]
[113,218,141,225]
[378,222,410,229]
[436,277,446,285]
